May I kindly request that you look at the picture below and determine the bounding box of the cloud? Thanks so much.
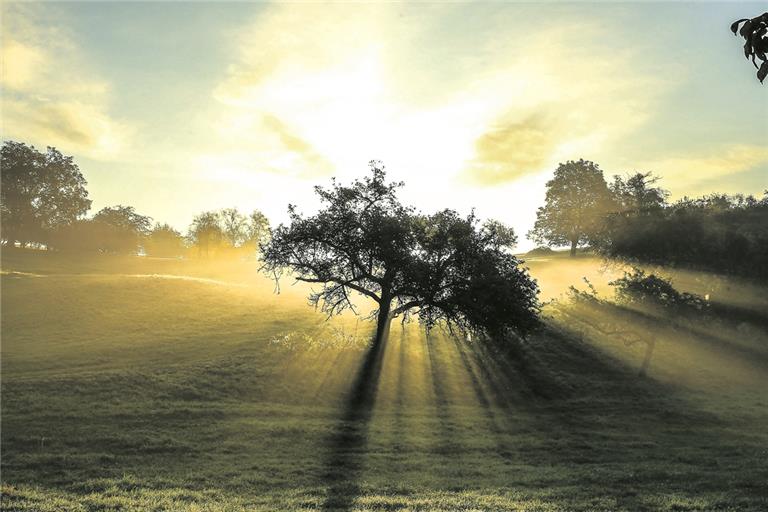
[207,3,671,192]
[467,112,559,185]
[459,23,669,186]
[0,4,130,159]
[641,144,768,194]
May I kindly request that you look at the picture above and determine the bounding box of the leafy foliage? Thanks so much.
[1,141,91,246]
[597,192,768,280]
[47,206,152,254]
[145,223,186,258]
[220,208,248,248]
[731,13,768,83]
[528,159,613,256]
[609,172,668,214]
[610,267,708,311]
[90,205,152,254]
[262,162,539,343]
[187,211,224,257]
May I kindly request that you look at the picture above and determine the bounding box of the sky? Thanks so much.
[2,1,767,251]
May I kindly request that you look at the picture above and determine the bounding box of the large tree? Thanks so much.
[1,141,91,246]
[528,159,613,256]
[261,163,539,346]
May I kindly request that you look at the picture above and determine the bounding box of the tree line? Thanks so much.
[527,159,768,279]
[3,139,766,342]
[0,141,269,258]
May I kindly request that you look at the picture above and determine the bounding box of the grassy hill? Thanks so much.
[2,249,767,511]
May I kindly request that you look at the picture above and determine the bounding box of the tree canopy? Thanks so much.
[527,159,613,256]
[1,141,91,246]
[261,162,539,345]
[609,172,668,215]
[145,223,186,258]
[91,205,152,254]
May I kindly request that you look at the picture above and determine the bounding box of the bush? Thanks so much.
[525,246,555,256]
[609,267,708,311]
[597,193,768,280]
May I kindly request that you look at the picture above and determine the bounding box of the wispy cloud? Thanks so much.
[0,4,130,159]
[641,144,768,195]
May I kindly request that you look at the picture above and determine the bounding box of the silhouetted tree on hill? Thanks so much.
[731,12,768,83]
[528,159,613,256]
[1,141,91,247]
[261,162,539,346]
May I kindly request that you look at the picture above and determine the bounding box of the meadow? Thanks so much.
[1,249,767,511]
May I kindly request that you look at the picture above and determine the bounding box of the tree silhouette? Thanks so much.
[92,205,152,254]
[528,159,613,257]
[261,162,539,346]
[1,141,91,247]
[220,208,247,248]
[731,13,768,83]
[246,210,270,256]
[188,211,223,257]
[609,172,668,215]
[145,223,186,258]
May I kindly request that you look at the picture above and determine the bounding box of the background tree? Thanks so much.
[1,141,91,247]
[145,223,186,258]
[731,12,768,83]
[261,163,539,346]
[528,159,613,256]
[220,208,247,248]
[247,210,270,257]
[609,172,668,214]
[91,205,152,254]
[188,211,224,257]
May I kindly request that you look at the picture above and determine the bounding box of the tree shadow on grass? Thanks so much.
[319,335,388,511]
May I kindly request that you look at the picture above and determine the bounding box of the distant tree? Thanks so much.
[188,211,223,257]
[609,172,668,214]
[1,141,91,246]
[145,223,186,258]
[528,159,613,256]
[220,208,248,248]
[92,205,152,254]
[731,13,768,83]
[247,210,270,256]
[261,163,539,346]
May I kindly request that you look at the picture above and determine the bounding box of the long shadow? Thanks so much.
[319,333,388,511]
[424,331,463,459]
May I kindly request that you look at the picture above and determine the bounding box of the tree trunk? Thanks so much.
[374,296,393,346]
[570,238,578,257]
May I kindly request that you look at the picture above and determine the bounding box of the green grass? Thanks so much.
[2,249,767,511]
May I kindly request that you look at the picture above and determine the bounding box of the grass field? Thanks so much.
[2,249,767,511]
